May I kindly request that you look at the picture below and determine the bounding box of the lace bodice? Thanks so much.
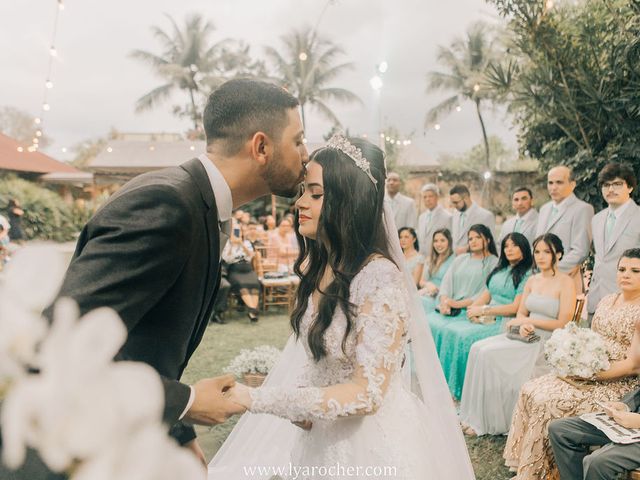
[249,258,410,422]
[592,293,640,361]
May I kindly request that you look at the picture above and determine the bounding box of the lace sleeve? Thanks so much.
[249,262,408,423]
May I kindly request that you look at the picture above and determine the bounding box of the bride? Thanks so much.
[208,135,475,479]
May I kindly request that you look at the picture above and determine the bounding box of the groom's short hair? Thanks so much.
[203,79,299,155]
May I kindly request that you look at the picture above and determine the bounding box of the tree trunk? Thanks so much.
[475,99,493,208]
[300,102,307,131]
[475,99,490,170]
[188,87,199,131]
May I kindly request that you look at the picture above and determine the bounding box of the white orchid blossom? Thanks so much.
[1,244,203,478]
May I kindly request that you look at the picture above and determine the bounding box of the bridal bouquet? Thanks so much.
[544,322,610,378]
[225,345,281,377]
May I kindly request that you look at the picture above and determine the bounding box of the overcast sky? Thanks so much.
[0,0,516,162]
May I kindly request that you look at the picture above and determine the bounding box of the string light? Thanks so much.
[107,147,113,153]
[455,105,462,112]
[434,124,441,130]
[299,52,308,61]
[61,147,67,153]
[473,84,480,92]
[30,0,64,151]
[17,147,24,153]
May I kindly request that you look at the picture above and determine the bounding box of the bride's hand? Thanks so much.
[226,383,253,409]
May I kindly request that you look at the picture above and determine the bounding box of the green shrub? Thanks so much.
[0,176,84,242]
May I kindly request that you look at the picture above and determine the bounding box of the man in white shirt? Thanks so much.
[535,166,594,284]
[588,162,640,319]
[499,187,539,246]
[386,171,417,229]
[449,184,495,254]
[417,183,452,255]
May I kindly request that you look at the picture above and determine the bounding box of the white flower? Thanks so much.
[544,323,610,378]
[225,345,281,377]
[71,424,205,480]
[1,299,164,472]
[0,244,65,385]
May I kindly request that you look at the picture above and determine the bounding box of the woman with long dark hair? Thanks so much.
[435,232,533,399]
[214,135,475,479]
[399,227,425,287]
[419,228,455,312]
[459,233,576,437]
[427,224,498,351]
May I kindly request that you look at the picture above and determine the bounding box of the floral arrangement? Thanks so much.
[0,244,202,479]
[224,345,281,378]
[544,322,611,378]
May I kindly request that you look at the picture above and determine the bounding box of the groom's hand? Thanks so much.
[185,375,246,425]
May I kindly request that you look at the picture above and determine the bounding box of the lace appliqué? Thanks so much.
[250,258,409,423]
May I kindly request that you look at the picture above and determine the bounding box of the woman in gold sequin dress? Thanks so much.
[503,249,640,479]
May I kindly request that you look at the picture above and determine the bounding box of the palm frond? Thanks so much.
[425,95,460,126]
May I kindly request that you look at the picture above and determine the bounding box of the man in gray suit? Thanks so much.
[417,183,452,256]
[588,163,640,317]
[386,171,417,229]
[449,184,495,254]
[549,297,640,480]
[549,387,640,480]
[535,166,594,282]
[499,187,539,246]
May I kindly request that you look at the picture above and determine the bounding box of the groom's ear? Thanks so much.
[250,131,273,167]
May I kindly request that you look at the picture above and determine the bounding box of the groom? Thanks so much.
[40,79,307,463]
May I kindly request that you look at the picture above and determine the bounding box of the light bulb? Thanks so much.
[50,46,57,57]
[299,52,308,61]
[17,147,24,152]
[107,147,113,153]
[378,61,388,74]
[42,103,50,111]
[434,124,441,131]
[456,105,462,112]
[36,130,42,137]
[34,117,41,124]
[62,147,67,153]
[45,79,53,89]
[473,84,480,92]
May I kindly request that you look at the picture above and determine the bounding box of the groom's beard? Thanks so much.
[263,149,305,198]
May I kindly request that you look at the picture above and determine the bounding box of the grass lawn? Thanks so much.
[182,309,512,480]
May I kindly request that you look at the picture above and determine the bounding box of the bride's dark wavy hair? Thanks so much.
[291,138,395,362]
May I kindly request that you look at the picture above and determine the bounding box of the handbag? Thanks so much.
[506,325,540,343]
[435,307,462,316]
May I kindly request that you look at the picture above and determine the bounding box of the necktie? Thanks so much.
[426,211,433,230]
[459,212,465,230]
[605,211,616,246]
[219,219,231,255]
[546,206,558,231]
[514,218,522,233]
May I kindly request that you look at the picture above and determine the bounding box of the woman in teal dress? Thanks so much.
[437,232,533,399]
[420,228,455,313]
[428,224,499,353]
[399,227,425,288]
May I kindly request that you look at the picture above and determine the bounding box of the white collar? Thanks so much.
[608,198,633,217]
[516,208,536,221]
[198,154,233,222]
[553,193,575,211]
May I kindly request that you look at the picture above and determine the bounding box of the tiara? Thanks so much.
[326,133,378,188]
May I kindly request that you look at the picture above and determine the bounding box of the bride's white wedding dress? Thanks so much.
[209,256,475,479]
[209,201,474,479]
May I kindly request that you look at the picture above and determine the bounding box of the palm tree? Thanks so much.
[425,22,500,169]
[130,13,264,131]
[264,27,361,129]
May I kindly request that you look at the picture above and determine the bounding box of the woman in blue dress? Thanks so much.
[419,228,454,313]
[399,227,425,288]
[437,232,533,399]
[428,224,498,353]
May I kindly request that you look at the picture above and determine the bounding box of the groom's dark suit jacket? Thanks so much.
[51,158,222,444]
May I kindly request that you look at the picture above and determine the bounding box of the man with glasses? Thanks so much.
[588,162,640,321]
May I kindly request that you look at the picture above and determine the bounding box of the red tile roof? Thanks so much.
[0,133,80,174]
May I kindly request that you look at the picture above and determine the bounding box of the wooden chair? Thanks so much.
[571,294,586,323]
[254,245,298,312]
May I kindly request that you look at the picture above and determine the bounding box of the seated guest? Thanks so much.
[244,220,265,250]
[436,232,532,399]
[550,389,640,479]
[420,228,455,312]
[427,224,498,350]
[399,227,425,287]
[504,248,640,480]
[459,233,576,437]
[221,233,261,322]
[268,217,298,270]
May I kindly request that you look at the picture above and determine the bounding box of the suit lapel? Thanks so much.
[593,210,606,255]
[180,159,221,358]
[606,202,638,254]
[547,195,576,231]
